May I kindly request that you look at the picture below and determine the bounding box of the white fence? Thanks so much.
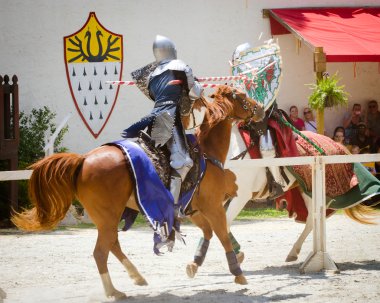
[1,153,380,273]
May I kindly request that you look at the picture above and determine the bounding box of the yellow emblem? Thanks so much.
[64,12,123,138]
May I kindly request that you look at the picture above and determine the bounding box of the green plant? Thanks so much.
[18,106,68,169]
[17,106,69,208]
[307,72,349,110]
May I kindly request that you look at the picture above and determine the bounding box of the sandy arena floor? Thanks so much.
[0,215,379,303]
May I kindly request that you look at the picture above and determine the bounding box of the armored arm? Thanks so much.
[184,65,203,100]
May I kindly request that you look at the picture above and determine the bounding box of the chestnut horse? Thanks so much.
[12,85,264,300]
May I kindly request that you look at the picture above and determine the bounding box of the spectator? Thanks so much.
[351,140,376,175]
[342,103,364,144]
[365,100,380,144]
[303,107,317,133]
[350,145,360,154]
[289,105,305,131]
[332,126,346,145]
[350,122,372,152]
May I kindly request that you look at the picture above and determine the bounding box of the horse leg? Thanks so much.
[225,168,264,264]
[228,231,245,264]
[110,239,148,286]
[225,192,250,264]
[286,193,312,262]
[187,212,213,278]
[202,205,247,285]
[94,227,127,300]
[225,168,257,228]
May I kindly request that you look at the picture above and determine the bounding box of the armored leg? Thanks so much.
[167,127,193,217]
[259,130,285,199]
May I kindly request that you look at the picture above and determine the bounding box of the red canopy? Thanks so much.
[269,7,380,62]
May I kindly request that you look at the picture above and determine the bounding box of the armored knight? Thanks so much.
[232,42,285,199]
[123,35,203,217]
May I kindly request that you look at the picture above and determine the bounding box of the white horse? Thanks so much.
[225,123,296,227]
[224,124,378,263]
[224,124,302,262]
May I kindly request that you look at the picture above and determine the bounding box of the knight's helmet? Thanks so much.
[153,35,177,63]
[231,42,252,65]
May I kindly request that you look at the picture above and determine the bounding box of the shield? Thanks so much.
[231,42,282,111]
[131,61,158,100]
[64,12,123,138]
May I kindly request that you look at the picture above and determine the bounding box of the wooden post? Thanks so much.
[0,75,20,212]
[313,47,326,135]
[300,157,339,273]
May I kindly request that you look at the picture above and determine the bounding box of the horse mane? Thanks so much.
[196,85,234,140]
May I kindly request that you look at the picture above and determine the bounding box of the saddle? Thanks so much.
[109,131,206,254]
[111,130,204,228]
[136,130,202,196]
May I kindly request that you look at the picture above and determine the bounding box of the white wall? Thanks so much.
[1,0,379,152]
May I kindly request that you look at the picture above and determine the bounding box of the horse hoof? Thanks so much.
[236,251,245,264]
[109,290,127,301]
[285,255,298,262]
[134,277,148,286]
[186,263,198,278]
[235,274,248,285]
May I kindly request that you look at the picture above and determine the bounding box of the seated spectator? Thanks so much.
[350,122,372,151]
[366,99,380,145]
[303,107,317,133]
[343,103,364,144]
[332,126,346,145]
[289,105,305,131]
[351,142,377,175]
[350,145,360,154]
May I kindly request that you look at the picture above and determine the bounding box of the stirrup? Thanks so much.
[268,181,284,200]
[174,206,186,219]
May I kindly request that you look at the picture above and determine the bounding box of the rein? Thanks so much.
[203,153,224,171]
[230,149,248,160]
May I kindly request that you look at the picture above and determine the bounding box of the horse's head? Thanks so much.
[210,85,264,124]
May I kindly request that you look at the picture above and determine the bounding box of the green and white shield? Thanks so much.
[231,42,282,111]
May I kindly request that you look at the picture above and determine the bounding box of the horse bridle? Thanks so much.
[230,89,259,122]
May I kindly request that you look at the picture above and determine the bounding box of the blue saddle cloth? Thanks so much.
[112,134,206,250]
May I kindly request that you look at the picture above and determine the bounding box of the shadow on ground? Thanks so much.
[109,288,311,303]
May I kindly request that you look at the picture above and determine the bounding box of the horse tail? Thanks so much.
[343,203,379,225]
[11,153,85,231]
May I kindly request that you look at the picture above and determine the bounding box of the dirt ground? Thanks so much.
[0,215,379,303]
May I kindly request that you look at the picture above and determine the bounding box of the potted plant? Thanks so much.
[307,72,349,109]
[306,72,349,134]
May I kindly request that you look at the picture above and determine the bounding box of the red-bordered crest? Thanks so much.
[64,12,123,138]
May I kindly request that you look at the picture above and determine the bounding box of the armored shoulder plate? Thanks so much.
[131,61,158,100]
[150,59,188,78]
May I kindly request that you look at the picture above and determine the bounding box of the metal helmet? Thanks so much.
[231,42,252,64]
[153,35,177,63]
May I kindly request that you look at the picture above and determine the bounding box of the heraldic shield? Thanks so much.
[64,12,123,138]
[231,42,282,111]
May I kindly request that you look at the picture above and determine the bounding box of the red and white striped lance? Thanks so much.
[105,75,247,86]
[106,62,275,87]
[106,80,137,86]
[197,75,246,82]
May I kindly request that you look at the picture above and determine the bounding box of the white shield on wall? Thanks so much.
[64,12,123,138]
